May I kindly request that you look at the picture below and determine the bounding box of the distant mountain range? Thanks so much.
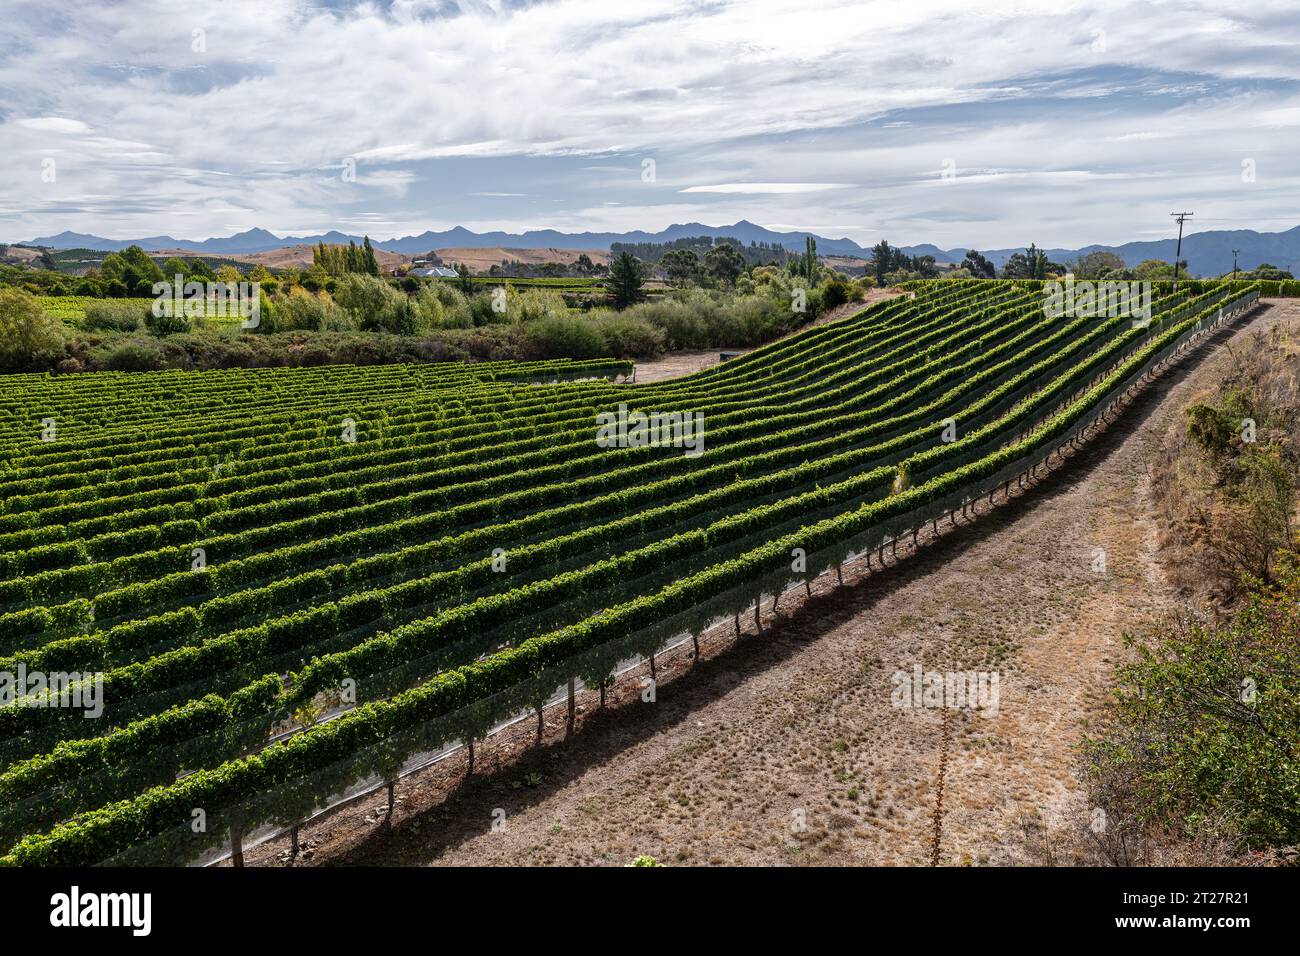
[18,221,1300,277]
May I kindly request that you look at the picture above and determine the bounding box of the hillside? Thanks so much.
[433,247,610,272]
[20,222,1300,277]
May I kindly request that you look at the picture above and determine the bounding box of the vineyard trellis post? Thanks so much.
[230,818,244,868]
[566,676,577,732]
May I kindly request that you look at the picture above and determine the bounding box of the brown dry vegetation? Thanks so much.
[433,247,610,272]
[146,245,609,273]
[1150,315,1300,609]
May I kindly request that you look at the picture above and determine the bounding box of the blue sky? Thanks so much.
[1,0,1297,249]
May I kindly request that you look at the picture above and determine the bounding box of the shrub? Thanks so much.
[334,274,409,333]
[0,287,65,370]
[509,288,568,324]
[727,295,789,345]
[102,340,166,372]
[416,285,473,329]
[144,308,191,337]
[524,315,608,359]
[467,293,500,327]
[1185,402,1237,454]
[1082,550,1300,853]
[819,277,853,311]
[83,299,148,333]
[627,298,709,350]
[591,313,664,358]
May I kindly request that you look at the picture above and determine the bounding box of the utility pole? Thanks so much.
[1170,212,1193,292]
[1231,248,1240,282]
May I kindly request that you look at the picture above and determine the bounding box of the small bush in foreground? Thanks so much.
[1081,548,1300,858]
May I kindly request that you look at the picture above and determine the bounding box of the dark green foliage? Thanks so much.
[608,251,645,309]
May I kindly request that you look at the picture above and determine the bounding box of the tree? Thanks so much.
[1246,263,1294,281]
[362,236,381,276]
[912,254,939,279]
[608,252,646,308]
[797,236,819,284]
[300,264,328,292]
[660,248,701,286]
[335,273,410,332]
[99,251,125,283]
[118,245,165,294]
[1024,243,1049,280]
[456,263,474,296]
[870,240,894,284]
[161,257,190,281]
[1135,258,1178,280]
[704,243,746,287]
[961,249,996,278]
[0,288,64,370]
[1073,250,1126,279]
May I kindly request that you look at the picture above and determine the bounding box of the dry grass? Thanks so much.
[1150,308,1300,608]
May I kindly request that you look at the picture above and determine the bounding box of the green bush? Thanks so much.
[627,298,710,350]
[102,340,166,372]
[727,295,790,345]
[0,288,65,371]
[508,287,568,324]
[1083,550,1300,849]
[144,308,191,337]
[82,299,148,333]
[819,277,852,310]
[334,274,410,333]
[467,294,500,327]
[590,313,664,358]
[524,315,608,359]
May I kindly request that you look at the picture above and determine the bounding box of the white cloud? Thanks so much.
[15,117,93,134]
[0,0,1296,247]
[680,183,856,194]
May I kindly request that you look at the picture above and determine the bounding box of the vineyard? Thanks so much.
[36,296,158,326]
[0,279,1262,866]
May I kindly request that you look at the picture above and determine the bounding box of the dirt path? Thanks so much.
[256,299,1295,869]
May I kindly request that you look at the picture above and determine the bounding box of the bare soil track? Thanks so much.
[247,299,1297,868]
